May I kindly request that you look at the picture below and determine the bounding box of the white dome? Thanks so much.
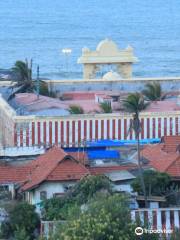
[103,71,121,80]
[96,39,119,55]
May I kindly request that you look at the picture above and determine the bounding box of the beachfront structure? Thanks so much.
[78,39,138,79]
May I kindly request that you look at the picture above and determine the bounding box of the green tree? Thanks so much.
[9,202,40,239]
[42,175,112,220]
[99,102,112,113]
[131,170,171,196]
[142,82,166,101]
[53,193,159,240]
[68,105,84,114]
[9,60,50,100]
[123,93,149,207]
[70,175,112,204]
[14,227,30,240]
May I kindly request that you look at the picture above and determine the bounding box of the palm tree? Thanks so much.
[68,105,84,114]
[123,93,149,207]
[142,82,166,101]
[8,60,49,100]
[99,102,112,113]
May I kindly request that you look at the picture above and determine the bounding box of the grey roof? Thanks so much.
[105,170,136,182]
[29,108,70,116]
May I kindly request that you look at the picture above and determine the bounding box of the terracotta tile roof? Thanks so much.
[0,165,30,184]
[161,136,180,153]
[47,159,89,181]
[89,164,137,175]
[67,152,88,165]
[141,142,180,177]
[21,146,90,191]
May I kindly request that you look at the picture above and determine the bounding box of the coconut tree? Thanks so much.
[123,93,149,207]
[68,105,84,114]
[142,82,166,101]
[99,102,112,113]
[8,60,49,100]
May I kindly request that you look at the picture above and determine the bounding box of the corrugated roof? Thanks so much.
[105,170,135,182]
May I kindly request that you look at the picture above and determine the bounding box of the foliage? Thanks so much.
[169,228,180,240]
[131,170,171,196]
[53,194,133,240]
[69,175,112,204]
[6,202,40,239]
[9,60,54,99]
[68,105,84,114]
[99,102,112,113]
[142,82,166,101]
[0,221,12,239]
[53,193,159,240]
[12,60,32,82]
[123,92,149,115]
[42,196,80,221]
[42,175,112,221]
[39,81,49,96]
[14,227,30,240]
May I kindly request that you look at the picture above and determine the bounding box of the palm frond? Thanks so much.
[142,82,166,101]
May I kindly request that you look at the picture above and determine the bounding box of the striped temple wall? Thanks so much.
[131,208,180,235]
[12,112,180,148]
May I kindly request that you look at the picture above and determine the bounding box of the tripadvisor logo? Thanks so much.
[135,227,173,235]
[135,227,143,236]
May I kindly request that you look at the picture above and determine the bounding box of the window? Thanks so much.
[40,191,47,201]
[53,193,65,198]
[63,184,73,192]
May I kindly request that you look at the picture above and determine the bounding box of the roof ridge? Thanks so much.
[166,155,180,172]
[22,146,68,191]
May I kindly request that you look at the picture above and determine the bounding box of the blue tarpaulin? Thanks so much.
[86,138,160,147]
[88,150,120,159]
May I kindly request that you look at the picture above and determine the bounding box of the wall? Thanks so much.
[131,208,180,236]
[0,94,16,147]
[46,77,180,93]
[28,181,75,206]
[13,111,180,147]
[1,78,180,148]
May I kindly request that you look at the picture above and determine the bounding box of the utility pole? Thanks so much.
[37,65,40,100]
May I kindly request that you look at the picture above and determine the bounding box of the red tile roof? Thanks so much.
[141,137,180,177]
[67,152,88,165]
[0,165,30,184]
[21,146,90,191]
[0,147,138,191]
[47,159,89,181]
[161,136,180,153]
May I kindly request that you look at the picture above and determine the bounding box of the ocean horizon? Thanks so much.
[0,0,180,79]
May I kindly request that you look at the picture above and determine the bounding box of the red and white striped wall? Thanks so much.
[12,113,180,147]
[131,208,180,234]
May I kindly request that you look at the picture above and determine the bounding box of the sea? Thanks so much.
[0,0,180,79]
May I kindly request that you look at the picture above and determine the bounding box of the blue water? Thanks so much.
[0,0,180,79]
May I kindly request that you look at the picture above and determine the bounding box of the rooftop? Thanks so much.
[8,91,180,116]
[141,136,180,177]
[0,146,137,191]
